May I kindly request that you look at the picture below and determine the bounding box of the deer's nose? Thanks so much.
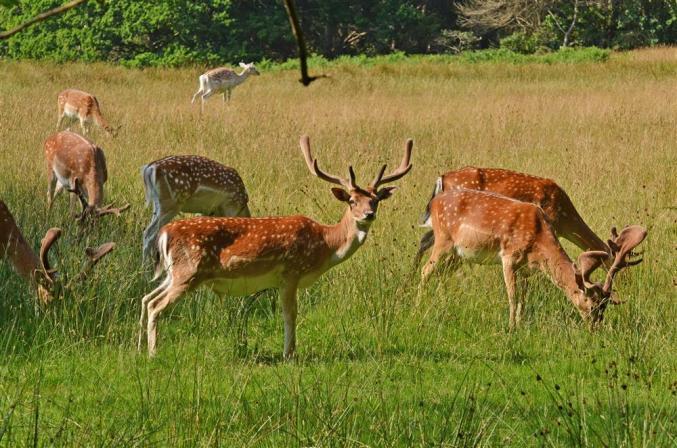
[363,211,376,221]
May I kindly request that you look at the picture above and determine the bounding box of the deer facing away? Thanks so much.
[45,131,128,222]
[141,155,251,262]
[191,62,260,112]
[416,167,610,265]
[0,200,115,304]
[137,135,413,358]
[421,188,646,328]
[57,89,119,137]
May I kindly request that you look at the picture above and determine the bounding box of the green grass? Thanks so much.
[0,47,676,446]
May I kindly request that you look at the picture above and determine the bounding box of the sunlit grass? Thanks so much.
[0,48,675,446]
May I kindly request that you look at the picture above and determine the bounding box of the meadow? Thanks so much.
[0,47,675,446]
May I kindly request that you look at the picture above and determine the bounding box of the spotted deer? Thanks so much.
[56,89,119,137]
[137,135,413,358]
[421,188,646,328]
[141,155,251,262]
[191,62,260,112]
[45,131,128,221]
[416,168,611,265]
[0,200,115,304]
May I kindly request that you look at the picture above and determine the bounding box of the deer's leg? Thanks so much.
[515,274,527,326]
[56,113,64,130]
[46,171,58,210]
[414,230,435,267]
[191,88,203,104]
[280,282,298,360]
[137,275,171,351]
[501,258,518,331]
[421,236,455,283]
[79,115,88,134]
[146,280,190,357]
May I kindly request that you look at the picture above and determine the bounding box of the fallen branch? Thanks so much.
[0,0,89,40]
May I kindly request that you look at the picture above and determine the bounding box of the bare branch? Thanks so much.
[0,0,89,40]
[282,0,326,86]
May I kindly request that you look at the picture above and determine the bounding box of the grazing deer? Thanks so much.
[56,89,119,137]
[0,200,115,304]
[137,135,413,358]
[191,62,260,112]
[45,131,128,221]
[421,188,646,328]
[141,155,251,262]
[416,168,610,265]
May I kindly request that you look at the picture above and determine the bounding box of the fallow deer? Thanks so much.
[56,89,119,137]
[141,155,251,261]
[421,188,646,328]
[45,131,128,221]
[191,62,260,112]
[416,168,611,265]
[0,200,115,304]
[137,135,413,358]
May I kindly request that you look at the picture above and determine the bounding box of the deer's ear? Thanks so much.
[331,188,351,202]
[376,186,397,200]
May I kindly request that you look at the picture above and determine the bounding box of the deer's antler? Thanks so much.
[69,178,130,223]
[299,135,356,190]
[602,225,647,295]
[370,139,413,189]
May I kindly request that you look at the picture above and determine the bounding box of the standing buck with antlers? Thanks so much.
[421,188,646,328]
[0,201,115,304]
[191,62,260,112]
[56,89,119,137]
[138,135,413,358]
[45,131,128,221]
[141,155,251,261]
[416,168,611,265]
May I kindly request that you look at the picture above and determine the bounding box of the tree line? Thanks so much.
[0,0,674,67]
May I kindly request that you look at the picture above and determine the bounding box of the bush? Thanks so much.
[500,32,541,54]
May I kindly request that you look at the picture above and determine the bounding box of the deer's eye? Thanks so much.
[348,199,356,206]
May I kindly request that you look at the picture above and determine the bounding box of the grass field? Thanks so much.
[0,47,675,446]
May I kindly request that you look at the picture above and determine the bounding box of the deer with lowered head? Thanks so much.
[0,200,115,304]
[137,135,413,358]
[141,155,251,262]
[56,89,119,137]
[420,188,647,328]
[191,62,260,112]
[416,167,611,265]
[45,131,128,222]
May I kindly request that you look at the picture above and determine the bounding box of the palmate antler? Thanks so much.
[602,225,647,295]
[576,225,647,306]
[69,178,130,223]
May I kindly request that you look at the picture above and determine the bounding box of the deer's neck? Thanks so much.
[534,233,586,307]
[236,69,251,83]
[4,231,41,283]
[323,210,369,267]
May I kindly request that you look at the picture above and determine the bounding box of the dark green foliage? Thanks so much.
[0,0,674,66]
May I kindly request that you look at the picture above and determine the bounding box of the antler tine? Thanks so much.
[39,228,62,277]
[299,135,351,188]
[370,138,413,189]
[93,203,130,218]
[370,164,387,188]
[602,225,647,294]
[348,166,358,190]
[68,242,116,285]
